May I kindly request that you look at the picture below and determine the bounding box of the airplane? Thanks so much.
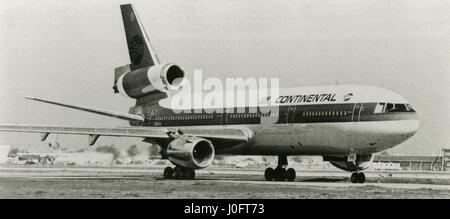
[0,4,419,183]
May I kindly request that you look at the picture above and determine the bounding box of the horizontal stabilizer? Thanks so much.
[25,96,145,122]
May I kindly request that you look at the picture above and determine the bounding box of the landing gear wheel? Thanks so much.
[274,168,287,181]
[163,167,173,179]
[172,166,196,180]
[264,156,297,182]
[286,168,296,182]
[264,167,274,181]
[350,172,366,183]
[350,172,357,183]
[173,167,183,180]
[357,172,365,183]
[185,169,195,180]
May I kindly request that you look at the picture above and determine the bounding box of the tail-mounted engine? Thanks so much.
[113,63,185,98]
[166,136,215,169]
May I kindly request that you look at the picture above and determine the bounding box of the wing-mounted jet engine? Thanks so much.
[160,130,215,179]
[167,136,215,169]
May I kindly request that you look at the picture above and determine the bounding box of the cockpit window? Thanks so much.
[386,103,394,112]
[406,104,413,111]
[395,104,407,111]
[377,102,415,113]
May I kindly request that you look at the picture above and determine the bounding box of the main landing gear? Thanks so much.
[350,172,365,183]
[264,155,296,182]
[163,166,195,180]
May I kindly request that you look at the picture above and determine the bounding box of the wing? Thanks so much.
[0,124,252,146]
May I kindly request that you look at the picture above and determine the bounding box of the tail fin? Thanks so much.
[120,4,160,70]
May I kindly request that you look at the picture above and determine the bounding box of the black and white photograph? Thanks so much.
[0,0,449,203]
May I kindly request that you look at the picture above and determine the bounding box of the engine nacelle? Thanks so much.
[166,136,215,169]
[115,63,185,98]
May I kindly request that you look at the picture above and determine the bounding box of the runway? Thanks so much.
[0,164,449,198]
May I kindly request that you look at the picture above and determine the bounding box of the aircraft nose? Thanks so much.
[411,111,420,133]
[409,115,420,134]
[401,111,420,139]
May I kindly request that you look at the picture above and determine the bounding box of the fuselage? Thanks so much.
[128,85,419,156]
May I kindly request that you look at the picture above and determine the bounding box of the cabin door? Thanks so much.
[352,103,363,122]
[218,112,225,126]
[287,105,296,124]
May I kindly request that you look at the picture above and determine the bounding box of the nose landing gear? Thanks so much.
[350,172,365,183]
[264,156,296,182]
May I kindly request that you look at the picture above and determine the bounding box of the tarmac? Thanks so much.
[0,164,449,198]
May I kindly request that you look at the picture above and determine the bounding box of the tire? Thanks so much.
[286,168,296,182]
[185,169,195,180]
[264,168,274,181]
[274,168,286,181]
[173,167,183,180]
[350,172,357,183]
[163,167,173,179]
[357,173,366,184]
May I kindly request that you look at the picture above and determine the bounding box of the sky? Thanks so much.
[0,0,449,155]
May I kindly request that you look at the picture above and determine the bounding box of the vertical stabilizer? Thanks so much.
[120,4,160,70]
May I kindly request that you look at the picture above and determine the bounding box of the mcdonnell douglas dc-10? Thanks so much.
[0,4,419,183]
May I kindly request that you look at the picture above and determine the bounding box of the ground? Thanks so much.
[0,165,449,198]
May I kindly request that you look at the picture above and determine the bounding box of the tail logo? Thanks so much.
[130,35,144,65]
[129,11,135,22]
[343,93,353,101]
